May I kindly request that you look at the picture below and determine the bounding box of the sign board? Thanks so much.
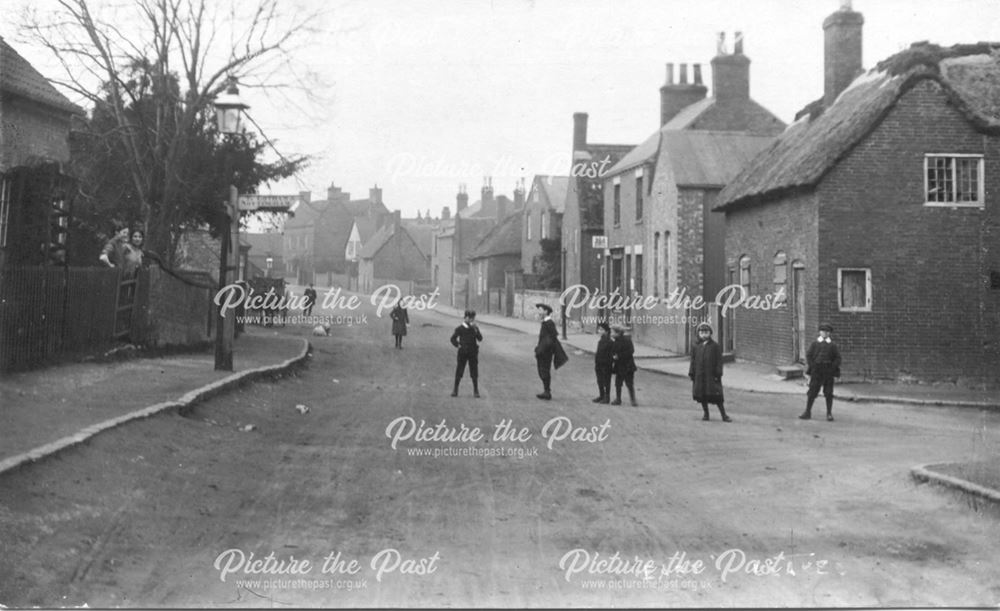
[592,235,607,249]
[238,194,299,212]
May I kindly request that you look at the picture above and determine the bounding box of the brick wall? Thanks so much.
[725,192,819,367]
[818,78,1000,384]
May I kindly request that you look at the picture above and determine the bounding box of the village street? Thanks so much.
[0,299,998,608]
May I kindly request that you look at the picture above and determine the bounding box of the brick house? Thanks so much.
[431,180,522,308]
[715,3,1000,386]
[0,37,82,269]
[561,113,633,301]
[358,211,433,293]
[283,183,388,283]
[599,37,785,353]
[468,211,522,315]
[520,175,569,290]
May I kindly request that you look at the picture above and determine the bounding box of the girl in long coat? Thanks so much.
[689,322,732,422]
[391,301,409,349]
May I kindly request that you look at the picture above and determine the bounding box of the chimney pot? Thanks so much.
[679,63,688,84]
[717,32,726,55]
[734,31,744,55]
[666,62,674,85]
[442,206,451,221]
[693,64,703,85]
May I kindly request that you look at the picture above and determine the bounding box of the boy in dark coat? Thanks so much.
[689,322,731,421]
[592,322,613,404]
[450,310,483,398]
[800,322,842,421]
[610,325,637,406]
[303,284,317,317]
[534,303,559,400]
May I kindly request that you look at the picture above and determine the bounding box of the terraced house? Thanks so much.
[600,35,785,353]
[716,3,1000,386]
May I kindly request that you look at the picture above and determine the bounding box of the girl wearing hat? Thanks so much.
[689,322,731,422]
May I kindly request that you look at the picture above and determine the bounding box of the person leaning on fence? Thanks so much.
[122,228,147,276]
[800,322,842,422]
[450,309,483,398]
[689,322,731,422]
[592,321,613,404]
[98,224,129,268]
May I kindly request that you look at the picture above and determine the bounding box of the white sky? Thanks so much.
[4,0,1000,219]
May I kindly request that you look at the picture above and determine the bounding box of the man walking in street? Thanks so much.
[611,324,638,406]
[303,284,317,317]
[534,303,566,400]
[450,310,483,398]
[800,322,841,421]
[593,321,613,404]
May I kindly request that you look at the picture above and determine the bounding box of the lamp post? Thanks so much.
[212,77,249,371]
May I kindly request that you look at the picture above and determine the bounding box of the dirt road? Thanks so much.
[1,302,998,607]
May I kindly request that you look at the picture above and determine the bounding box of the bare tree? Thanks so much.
[21,0,325,262]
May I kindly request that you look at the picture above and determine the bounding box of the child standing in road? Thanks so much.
[610,324,637,406]
[800,322,841,421]
[592,322,613,404]
[450,310,483,398]
[689,322,731,422]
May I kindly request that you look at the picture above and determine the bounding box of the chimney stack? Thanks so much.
[456,184,468,215]
[369,184,382,205]
[442,206,451,221]
[327,182,343,203]
[711,32,750,101]
[573,112,588,151]
[514,178,526,210]
[392,210,401,229]
[482,176,495,216]
[823,0,864,108]
[660,61,707,126]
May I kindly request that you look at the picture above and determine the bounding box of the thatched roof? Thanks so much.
[716,42,1000,212]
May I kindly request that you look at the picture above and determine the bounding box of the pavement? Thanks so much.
[0,327,309,475]
[431,304,1000,409]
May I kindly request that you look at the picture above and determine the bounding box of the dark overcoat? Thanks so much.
[391,306,409,336]
[689,338,724,404]
[611,335,636,376]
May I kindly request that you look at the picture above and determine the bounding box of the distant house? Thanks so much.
[0,37,83,269]
[283,183,388,284]
[521,175,569,290]
[715,3,1000,385]
[242,231,284,278]
[600,36,785,353]
[358,211,431,293]
[431,180,523,308]
[561,113,633,299]
[468,211,522,315]
[345,215,379,290]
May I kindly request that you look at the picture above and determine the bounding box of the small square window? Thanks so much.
[838,268,872,312]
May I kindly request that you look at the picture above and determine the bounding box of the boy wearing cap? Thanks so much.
[593,322,613,404]
[450,310,483,398]
[534,303,558,399]
[689,322,731,422]
[801,323,841,421]
[610,324,638,406]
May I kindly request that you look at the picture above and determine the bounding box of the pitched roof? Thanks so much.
[0,37,82,114]
[358,223,396,259]
[716,42,1000,211]
[468,212,522,260]
[401,220,436,258]
[536,176,570,213]
[353,216,378,242]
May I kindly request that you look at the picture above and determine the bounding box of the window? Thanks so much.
[613,182,621,226]
[635,169,644,222]
[526,211,532,240]
[653,233,660,297]
[739,255,751,294]
[533,189,539,203]
[663,232,670,296]
[925,154,984,206]
[542,212,549,239]
[635,253,643,295]
[0,175,11,247]
[838,268,872,311]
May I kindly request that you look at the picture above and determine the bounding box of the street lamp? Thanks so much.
[212,77,249,371]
